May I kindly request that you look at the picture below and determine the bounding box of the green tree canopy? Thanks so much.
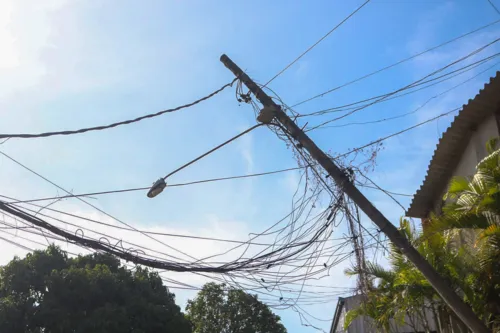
[0,245,192,333]
[186,282,287,333]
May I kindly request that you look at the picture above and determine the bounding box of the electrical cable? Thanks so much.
[0,117,352,293]
[0,79,236,140]
[0,200,353,276]
[291,19,500,108]
[0,234,34,252]
[8,98,449,210]
[4,166,301,204]
[356,183,412,197]
[0,96,432,305]
[305,39,500,130]
[0,150,201,263]
[0,202,225,272]
[0,153,356,280]
[1,192,350,248]
[0,201,360,310]
[487,0,500,15]
[263,0,371,87]
[357,169,406,211]
[327,107,461,157]
[315,60,500,129]
[299,53,500,118]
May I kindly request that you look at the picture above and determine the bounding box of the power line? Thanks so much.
[1,122,346,284]
[3,124,264,205]
[356,184,412,197]
[0,215,351,301]
[5,167,301,204]
[2,206,202,264]
[263,0,371,87]
[0,195,361,308]
[1,192,350,248]
[298,53,499,118]
[0,157,351,281]
[0,226,34,230]
[1,232,352,305]
[357,170,406,211]
[5,106,463,212]
[1,94,453,288]
[0,200,349,275]
[305,39,500,131]
[0,234,34,252]
[0,202,217,272]
[6,187,149,203]
[487,0,500,15]
[5,107,463,206]
[0,150,200,263]
[291,19,500,107]
[315,60,500,129]
[0,79,236,140]
[329,107,461,157]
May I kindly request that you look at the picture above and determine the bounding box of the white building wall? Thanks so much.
[433,115,499,213]
[453,114,498,179]
[432,115,499,254]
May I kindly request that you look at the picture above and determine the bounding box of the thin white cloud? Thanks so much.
[238,130,255,173]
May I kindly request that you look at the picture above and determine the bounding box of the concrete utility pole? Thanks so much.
[344,195,370,295]
[220,54,489,333]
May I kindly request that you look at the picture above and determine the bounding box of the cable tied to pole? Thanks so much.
[0,79,237,140]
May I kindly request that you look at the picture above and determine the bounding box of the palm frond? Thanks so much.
[485,137,500,155]
[344,307,365,330]
[446,176,472,199]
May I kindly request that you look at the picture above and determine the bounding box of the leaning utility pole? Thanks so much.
[220,54,489,333]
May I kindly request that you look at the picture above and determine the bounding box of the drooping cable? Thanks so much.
[0,79,236,140]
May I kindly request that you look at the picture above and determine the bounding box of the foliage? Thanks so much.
[186,282,287,333]
[344,218,444,332]
[0,245,192,333]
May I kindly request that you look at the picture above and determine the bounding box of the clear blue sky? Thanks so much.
[0,0,499,331]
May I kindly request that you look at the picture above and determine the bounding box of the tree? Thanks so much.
[186,282,287,333]
[0,245,192,333]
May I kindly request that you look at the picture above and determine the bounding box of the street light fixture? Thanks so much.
[147,178,166,198]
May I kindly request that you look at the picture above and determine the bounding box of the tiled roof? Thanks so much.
[406,71,500,218]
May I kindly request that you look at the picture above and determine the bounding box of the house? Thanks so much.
[407,71,500,222]
[329,294,437,333]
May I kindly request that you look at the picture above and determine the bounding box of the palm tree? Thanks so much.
[428,138,500,329]
[345,219,447,332]
[345,139,500,332]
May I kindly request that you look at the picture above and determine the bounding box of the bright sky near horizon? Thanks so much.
[0,0,499,332]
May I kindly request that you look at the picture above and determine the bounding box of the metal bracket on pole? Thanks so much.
[257,106,276,124]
